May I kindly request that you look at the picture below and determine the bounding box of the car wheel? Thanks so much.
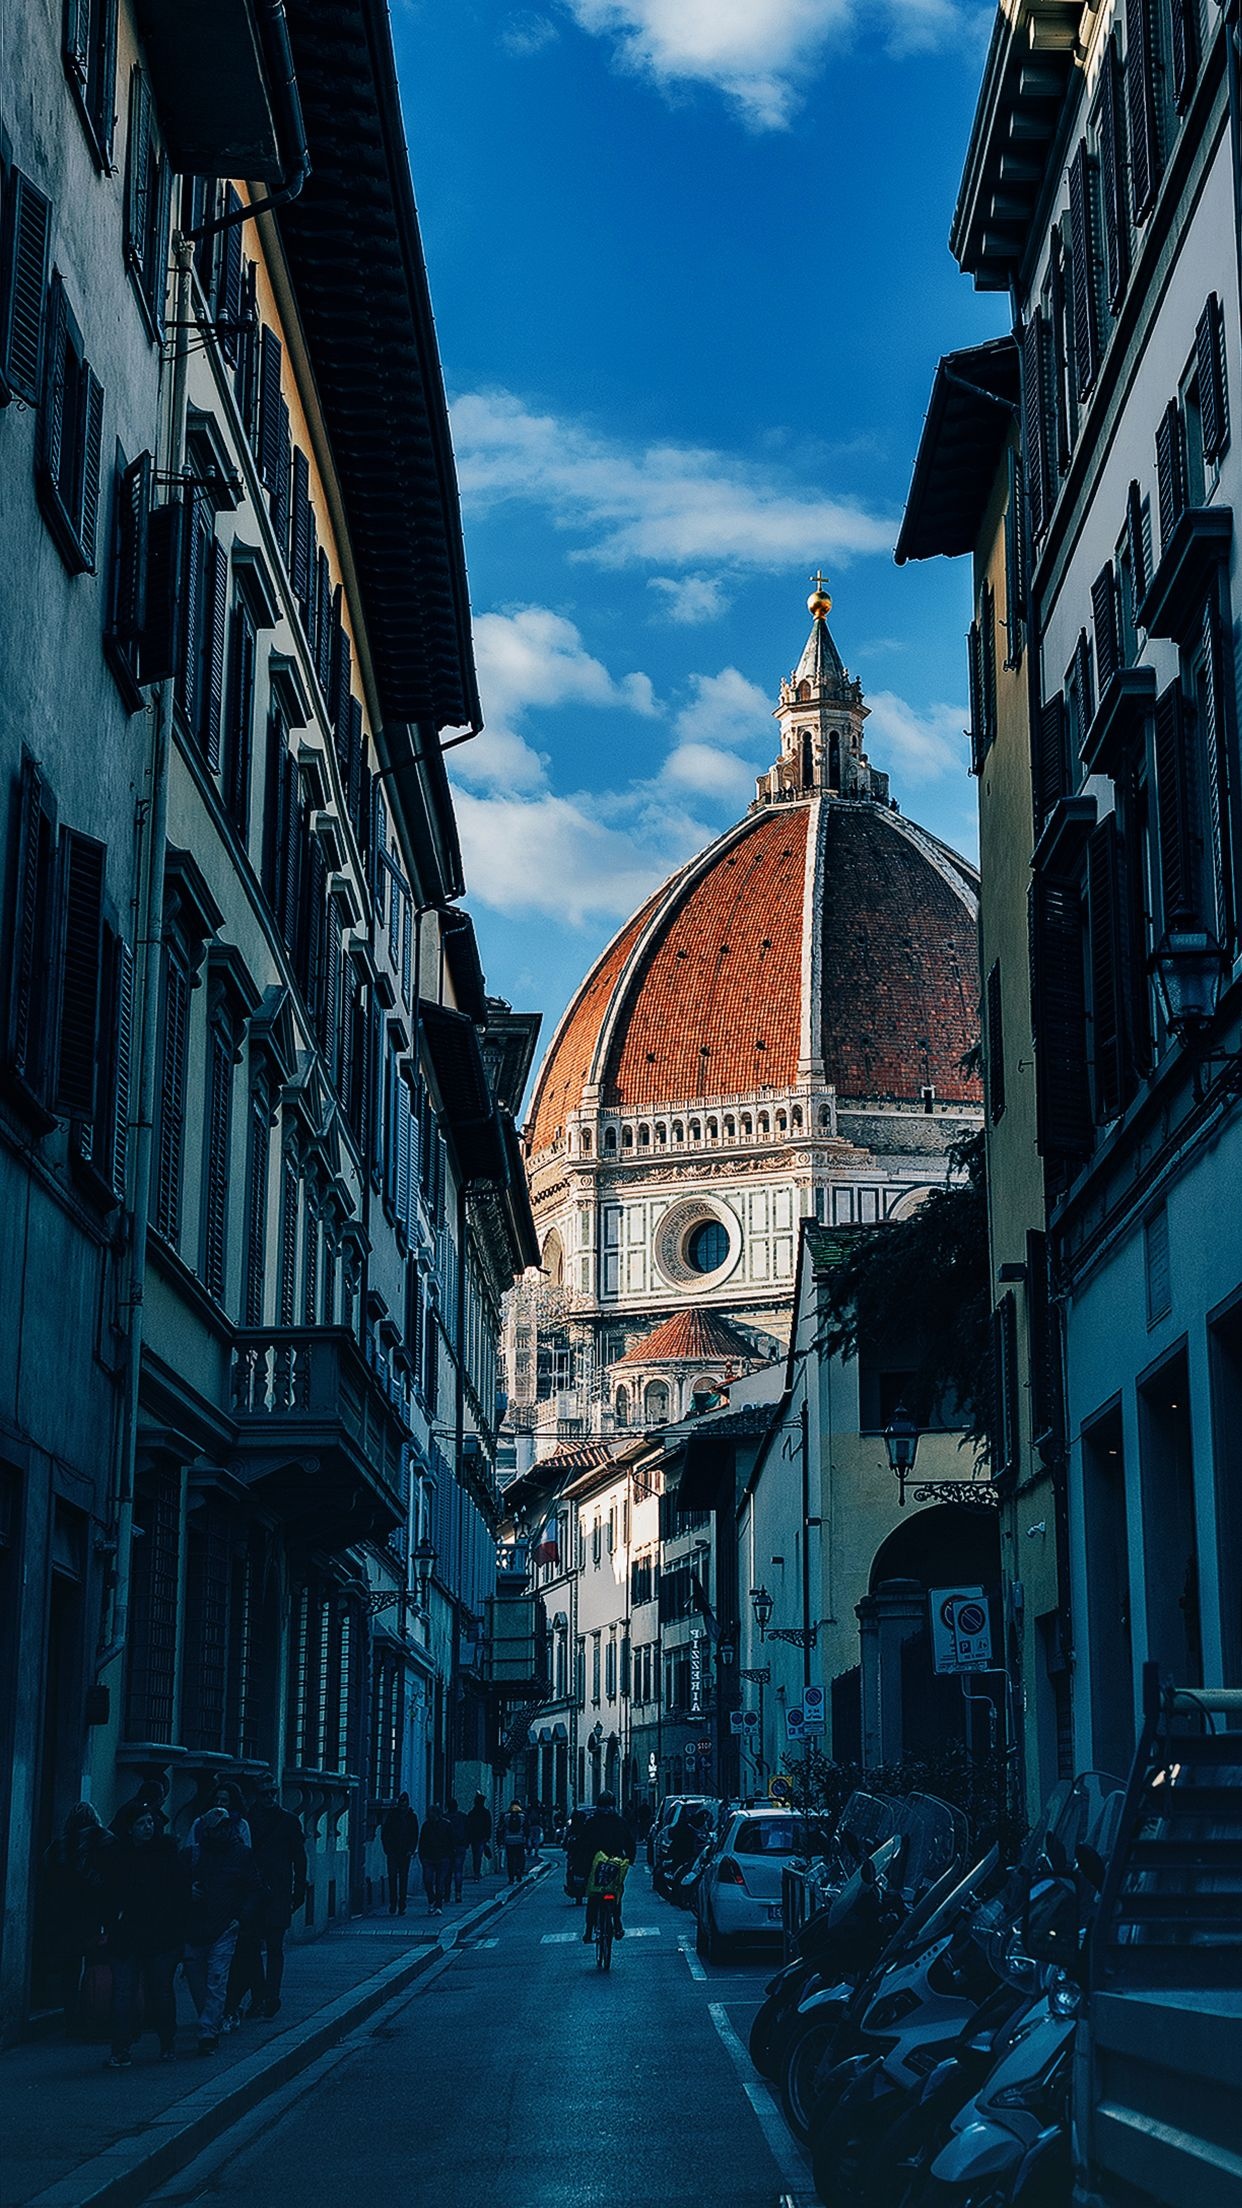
[704,1907,728,1965]
[695,1911,709,1957]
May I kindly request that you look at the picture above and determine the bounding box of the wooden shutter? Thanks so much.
[1068,142,1100,400]
[139,495,182,684]
[1154,401,1187,552]
[1033,694,1068,833]
[40,275,68,502]
[1170,0,1200,111]
[280,747,302,956]
[1126,478,1149,608]
[53,829,106,1119]
[1025,1229,1064,1451]
[1004,443,1026,655]
[124,67,151,278]
[271,393,291,554]
[1023,310,1048,541]
[258,326,282,486]
[315,551,333,695]
[155,954,189,1243]
[1074,627,1095,737]
[177,489,204,723]
[1197,294,1229,464]
[0,168,52,406]
[1092,564,1120,696]
[218,191,244,361]
[113,450,150,642]
[1087,817,1125,1121]
[107,935,134,1196]
[1125,0,1160,224]
[980,584,997,751]
[1098,42,1129,313]
[243,1093,269,1326]
[331,597,352,747]
[991,1293,1019,1476]
[371,780,388,915]
[985,960,1005,1123]
[401,890,413,1004]
[6,753,54,1091]
[1032,875,1092,1156]
[1153,682,1194,921]
[1201,595,1233,939]
[346,695,365,841]
[225,602,256,830]
[79,366,103,570]
[63,0,91,81]
[202,537,227,769]
[278,1152,299,1324]
[233,262,258,433]
[290,447,312,605]
[202,1021,233,1301]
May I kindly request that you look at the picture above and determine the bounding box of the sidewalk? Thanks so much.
[1,1862,545,2208]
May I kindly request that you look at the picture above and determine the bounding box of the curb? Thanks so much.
[24,1866,548,2208]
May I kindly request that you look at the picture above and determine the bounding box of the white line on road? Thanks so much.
[541,1932,579,1944]
[680,1938,707,1981]
[708,2001,810,2195]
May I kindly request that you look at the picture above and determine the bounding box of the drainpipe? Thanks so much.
[96,237,194,1696]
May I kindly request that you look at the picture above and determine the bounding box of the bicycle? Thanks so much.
[595,1884,619,1970]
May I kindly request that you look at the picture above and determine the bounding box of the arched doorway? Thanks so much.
[855,1505,1000,1771]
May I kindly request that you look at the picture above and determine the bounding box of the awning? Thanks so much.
[895,339,1020,566]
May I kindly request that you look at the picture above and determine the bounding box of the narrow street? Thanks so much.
[156,1869,804,2208]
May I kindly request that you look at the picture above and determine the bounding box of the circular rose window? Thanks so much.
[653,1199,740,1288]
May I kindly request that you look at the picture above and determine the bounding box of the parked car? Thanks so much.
[695,1809,825,1960]
[650,1796,719,1888]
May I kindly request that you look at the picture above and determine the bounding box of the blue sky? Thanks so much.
[393,0,1005,1053]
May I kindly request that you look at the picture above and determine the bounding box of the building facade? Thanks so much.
[0,0,535,2037]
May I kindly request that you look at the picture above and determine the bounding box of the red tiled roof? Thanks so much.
[616,1308,758,1367]
[607,808,807,1111]
[526,892,661,1155]
[819,808,979,1102]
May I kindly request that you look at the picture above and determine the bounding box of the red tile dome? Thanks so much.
[527,793,980,1157]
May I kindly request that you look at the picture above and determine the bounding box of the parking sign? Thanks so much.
[802,1684,826,1735]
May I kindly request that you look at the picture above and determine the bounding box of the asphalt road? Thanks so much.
[160,1864,810,2208]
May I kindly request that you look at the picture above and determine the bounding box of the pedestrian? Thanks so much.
[446,1797,469,1902]
[182,1808,259,2054]
[417,1805,453,1915]
[465,1792,492,1879]
[563,1808,593,1904]
[103,1800,188,2066]
[381,1791,419,1916]
[230,1771,308,2021]
[528,1804,545,1861]
[499,1800,528,1883]
[39,1801,113,2034]
[110,1775,170,1837]
[188,1780,251,1856]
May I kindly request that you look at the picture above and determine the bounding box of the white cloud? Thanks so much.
[560,0,966,129]
[649,573,730,624]
[672,666,769,749]
[454,605,658,794]
[864,690,968,783]
[660,741,758,803]
[453,785,706,926]
[452,389,893,573]
[501,10,560,55]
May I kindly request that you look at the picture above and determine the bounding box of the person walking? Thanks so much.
[40,1802,114,2034]
[417,1805,453,1916]
[103,1801,188,2066]
[528,1804,545,1862]
[188,1780,251,1856]
[236,1772,308,2020]
[446,1798,468,1903]
[465,1793,492,1879]
[182,1809,258,2054]
[499,1801,528,1884]
[381,1792,418,1916]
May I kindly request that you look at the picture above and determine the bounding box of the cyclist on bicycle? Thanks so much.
[580,1792,635,1944]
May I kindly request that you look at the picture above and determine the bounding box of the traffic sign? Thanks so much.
[770,1774,795,1803]
[802,1684,826,1735]
[785,1705,805,1739]
[647,1753,657,1782]
[729,1709,760,1736]
[930,1587,994,1674]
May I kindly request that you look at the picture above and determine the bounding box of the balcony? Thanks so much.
[230,1328,408,1547]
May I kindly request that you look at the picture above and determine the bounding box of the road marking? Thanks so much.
[468,1936,499,1947]
[541,1931,580,1944]
[626,1926,660,1936]
[708,2001,810,2194]
[680,1938,707,1981]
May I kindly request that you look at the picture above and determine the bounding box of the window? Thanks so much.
[123,69,170,336]
[104,448,152,707]
[62,0,118,168]
[153,949,190,1245]
[37,276,103,576]
[686,1219,728,1274]
[0,167,52,407]
[201,1014,234,1303]
[968,583,998,771]
[644,1380,670,1425]
[72,922,133,1207]
[605,1640,617,1700]
[985,961,1006,1124]
[591,1636,601,1703]
[242,1085,271,1326]
[222,594,257,837]
[592,1517,601,1568]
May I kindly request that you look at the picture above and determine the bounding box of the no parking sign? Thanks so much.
[930,1587,994,1674]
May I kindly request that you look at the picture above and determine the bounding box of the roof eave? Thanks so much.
[895,338,1020,565]
[949,2,1085,291]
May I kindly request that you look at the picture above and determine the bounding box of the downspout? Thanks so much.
[97,237,194,1692]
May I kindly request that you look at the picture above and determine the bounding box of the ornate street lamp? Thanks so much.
[750,1585,774,1637]
[411,1533,438,1605]
[749,1582,816,1649]
[883,1401,920,1507]
[1151,912,1226,1041]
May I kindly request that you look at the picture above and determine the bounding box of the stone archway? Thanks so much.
[855,1505,1000,1770]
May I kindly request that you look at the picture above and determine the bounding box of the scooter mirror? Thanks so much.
[1022,1873,1083,1975]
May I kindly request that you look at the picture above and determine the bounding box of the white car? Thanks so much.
[694,1808,823,1959]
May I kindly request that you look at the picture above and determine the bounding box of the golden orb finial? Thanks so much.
[807,568,832,620]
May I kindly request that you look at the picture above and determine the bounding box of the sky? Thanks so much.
[392,0,1006,1064]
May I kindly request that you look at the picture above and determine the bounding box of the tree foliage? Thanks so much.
[817,1129,991,1457]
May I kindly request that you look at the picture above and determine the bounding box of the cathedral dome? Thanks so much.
[528,597,981,1160]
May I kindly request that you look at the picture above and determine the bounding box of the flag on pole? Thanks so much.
[533,1509,560,1567]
